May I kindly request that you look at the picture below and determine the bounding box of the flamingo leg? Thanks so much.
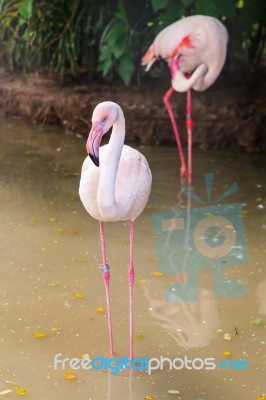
[186,88,192,186]
[99,221,115,356]
[128,219,135,361]
[163,87,187,177]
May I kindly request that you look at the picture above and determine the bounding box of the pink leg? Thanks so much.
[128,220,135,361]
[163,87,187,177]
[99,221,115,356]
[186,88,193,186]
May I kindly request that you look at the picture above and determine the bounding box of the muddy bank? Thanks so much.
[0,69,265,151]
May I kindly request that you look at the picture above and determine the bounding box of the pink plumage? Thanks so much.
[79,101,152,360]
[142,15,228,183]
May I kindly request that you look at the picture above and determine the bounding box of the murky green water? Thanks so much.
[0,119,265,400]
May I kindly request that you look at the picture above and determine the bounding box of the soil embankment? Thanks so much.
[0,69,265,151]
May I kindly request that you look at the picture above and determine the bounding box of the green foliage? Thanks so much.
[18,0,32,24]
[195,0,235,17]
[151,0,168,13]
[0,0,265,85]
[0,0,101,80]
[0,1,27,70]
[98,6,132,84]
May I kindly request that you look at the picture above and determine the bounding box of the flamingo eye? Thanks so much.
[102,117,107,123]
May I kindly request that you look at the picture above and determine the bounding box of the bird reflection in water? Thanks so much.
[141,179,220,348]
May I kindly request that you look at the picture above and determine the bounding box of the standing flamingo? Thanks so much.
[79,101,152,360]
[142,14,228,184]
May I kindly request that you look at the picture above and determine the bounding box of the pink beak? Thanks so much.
[86,122,104,167]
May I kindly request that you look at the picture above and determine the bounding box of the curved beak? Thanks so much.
[86,122,104,167]
[141,46,156,71]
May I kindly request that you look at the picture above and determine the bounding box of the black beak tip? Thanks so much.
[89,153,99,167]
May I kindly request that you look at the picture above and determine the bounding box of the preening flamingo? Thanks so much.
[79,101,152,360]
[142,14,228,184]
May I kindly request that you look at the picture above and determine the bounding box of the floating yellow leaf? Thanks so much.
[30,217,38,226]
[66,229,77,235]
[144,396,153,400]
[257,396,265,400]
[223,333,232,341]
[251,318,263,326]
[24,150,35,156]
[145,204,160,211]
[152,271,164,277]
[138,279,146,284]
[167,389,180,394]
[118,239,129,245]
[53,227,63,233]
[73,293,84,299]
[50,327,61,332]
[204,213,215,217]
[82,354,90,359]
[136,332,144,340]
[33,331,48,338]
[64,370,77,380]
[223,351,231,356]
[15,386,27,396]
[96,307,104,313]
[75,258,87,263]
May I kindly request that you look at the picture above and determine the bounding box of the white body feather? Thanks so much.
[79,103,152,222]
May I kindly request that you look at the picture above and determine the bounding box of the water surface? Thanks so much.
[0,119,265,400]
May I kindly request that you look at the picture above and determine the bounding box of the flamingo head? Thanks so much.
[141,45,157,71]
[86,102,119,167]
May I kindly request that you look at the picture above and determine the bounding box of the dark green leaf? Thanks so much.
[18,0,33,22]
[117,0,127,22]
[195,0,219,17]
[112,34,127,59]
[181,0,194,6]
[241,0,266,25]
[118,51,134,85]
[100,58,113,76]
[195,0,235,17]
[151,0,168,13]
[107,22,126,47]
[99,46,112,62]
[162,0,185,28]
[215,0,236,17]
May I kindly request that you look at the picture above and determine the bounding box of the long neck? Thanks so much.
[171,64,208,92]
[98,106,125,218]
